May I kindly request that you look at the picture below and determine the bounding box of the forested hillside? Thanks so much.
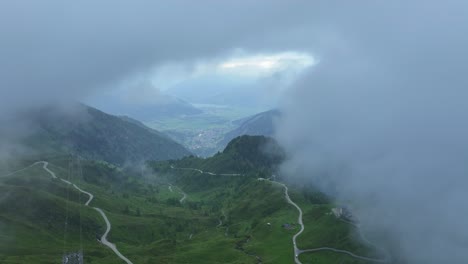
[14,103,191,165]
[152,135,285,176]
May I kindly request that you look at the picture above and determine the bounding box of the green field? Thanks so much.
[0,152,382,263]
[145,105,267,156]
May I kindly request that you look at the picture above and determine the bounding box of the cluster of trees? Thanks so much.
[122,205,142,216]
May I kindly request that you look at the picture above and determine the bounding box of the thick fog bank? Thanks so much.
[276,1,468,263]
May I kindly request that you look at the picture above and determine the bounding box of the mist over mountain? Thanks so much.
[219,110,280,149]
[275,1,468,263]
[2,103,191,165]
[89,93,202,122]
[166,76,277,109]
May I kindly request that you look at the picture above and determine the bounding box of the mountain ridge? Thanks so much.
[9,103,191,165]
[219,109,280,149]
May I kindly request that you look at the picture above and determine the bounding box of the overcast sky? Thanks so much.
[0,0,318,114]
[2,1,468,263]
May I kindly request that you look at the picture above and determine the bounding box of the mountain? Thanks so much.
[0,135,377,263]
[159,135,285,176]
[219,109,280,148]
[88,93,203,122]
[15,103,191,165]
[119,115,170,136]
[166,76,275,108]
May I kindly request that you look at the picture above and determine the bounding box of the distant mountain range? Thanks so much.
[166,76,275,108]
[219,109,280,149]
[88,93,203,122]
[12,103,191,165]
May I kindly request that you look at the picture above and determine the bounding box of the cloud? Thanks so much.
[217,51,315,77]
[120,80,164,105]
[0,0,317,116]
[3,1,468,262]
[276,1,468,263]
[139,51,315,110]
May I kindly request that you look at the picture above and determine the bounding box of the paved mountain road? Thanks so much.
[36,161,133,264]
[93,208,133,264]
[168,184,186,203]
[264,180,304,263]
[300,247,388,263]
[175,186,187,203]
[167,168,388,263]
[170,165,242,176]
[259,178,389,263]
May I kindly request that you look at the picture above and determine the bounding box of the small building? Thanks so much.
[331,206,357,223]
[62,252,83,264]
[331,207,343,218]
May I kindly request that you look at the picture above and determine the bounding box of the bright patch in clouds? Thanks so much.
[218,52,315,77]
[149,51,315,91]
[220,58,277,69]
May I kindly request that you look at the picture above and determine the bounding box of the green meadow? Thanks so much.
[0,149,380,263]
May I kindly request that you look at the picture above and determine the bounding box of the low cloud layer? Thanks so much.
[0,1,319,162]
[0,0,316,115]
[277,1,468,263]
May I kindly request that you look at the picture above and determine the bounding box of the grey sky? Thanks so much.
[0,0,315,114]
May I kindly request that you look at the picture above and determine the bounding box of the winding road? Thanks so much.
[93,208,133,264]
[266,180,304,263]
[260,178,388,264]
[168,167,388,263]
[340,219,391,262]
[300,247,388,262]
[176,187,187,203]
[2,163,41,177]
[29,161,133,264]
[168,184,187,203]
[170,165,242,176]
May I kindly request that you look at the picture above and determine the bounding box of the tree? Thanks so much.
[123,205,130,215]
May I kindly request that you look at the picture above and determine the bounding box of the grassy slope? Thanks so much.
[149,172,377,263]
[0,145,379,264]
[0,158,253,263]
[0,164,119,264]
[22,104,191,165]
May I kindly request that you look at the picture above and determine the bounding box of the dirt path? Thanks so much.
[168,184,186,203]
